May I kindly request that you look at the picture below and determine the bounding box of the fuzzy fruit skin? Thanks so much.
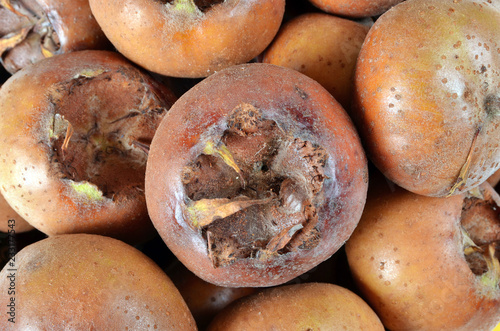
[345,174,500,331]
[352,0,500,197]
[308,0,403,17]
[0,234,197,330]
[0,0,111,73]
[145,63,368,287]
[206,283,385,330]
[89,0,285,78]
[262,12,369,111]
[0,50,176,244]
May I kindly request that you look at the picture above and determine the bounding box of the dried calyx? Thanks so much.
[182,103,328,268]
[0,0,60,73]
[47,67,169,200]
[165,0,225,13]
[461,185,500,289]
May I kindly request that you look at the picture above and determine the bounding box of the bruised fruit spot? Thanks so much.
[182,103,328,267]
[69,181,104,201]
[46,66,169,200]
[461,186,500,289]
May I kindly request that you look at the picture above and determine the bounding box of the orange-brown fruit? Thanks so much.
[0,193,33,233]
[146,63,368,287]
[0,50,177,244]
[263,12,370,111]
[206,283,385,330]
[345,171,500,330]
[0,0,110,73]
[308,0,403,18]
[88,0,285,78]
[168,261,257,329]
[352,0,500,197]
[0,234,197,330]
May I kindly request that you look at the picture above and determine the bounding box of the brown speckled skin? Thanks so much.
[352,0,500,197]
[89,0,285,78]
[346,173,500,330]
[0,234,197,330]
[308,0,403,17]
[0,193,33,233]
[0,50,176,244]
[206,283,385,330]
[145,63,368,287]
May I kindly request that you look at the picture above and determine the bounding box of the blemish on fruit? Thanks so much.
[182,103,327,267]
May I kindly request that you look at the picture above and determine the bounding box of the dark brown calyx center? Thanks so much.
[47,67,169,200]
[461,185,500,287]
[0,0,60,73]
[182,103,327,268]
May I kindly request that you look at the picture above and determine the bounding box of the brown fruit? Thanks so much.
[345,171,500,330]
[308,0,403,18]
[89,0,285,78]
[168,261,257,329]
[146,63,368,287]
[0,0,110,73]
[206,283,385,330]
[0,50,176,244]
[0,193,33,233]
[0,234,197,330]
[262,12,370,111]
[352,0,500,197]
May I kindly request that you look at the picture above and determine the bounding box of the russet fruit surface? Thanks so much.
[262,12,369,111]
[308,0,403,17]
[0,193,33,233]
[345,172,500,330]
[0,0,110,73]
[352,0,500,197]
[146,63,368,287]
[206,283,385,331]
[0,234,197,330]
[0,50,176,244]
[89,0,285,78]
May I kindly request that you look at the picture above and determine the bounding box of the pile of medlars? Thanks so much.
[0,0,499,329]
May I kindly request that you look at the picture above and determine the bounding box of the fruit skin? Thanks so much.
[146,63,368,287]
[262,12,369,111]
[0,0,111,73]
[345,172,500,331]
[0,233,197,330]
[0,193,33,233]
[168,261,257,329]
[308,0,403,18]
[206,283,385,330]
[0,50,176,244]
[352,0,500,197]
[89,0,285,78]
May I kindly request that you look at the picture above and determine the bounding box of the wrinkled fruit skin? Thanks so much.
[0,234,197,330]
[89,0,285,78]
[345,173,500,331]
[308,0,403,17]
[0,50,176,244]
[146,63,368,287]
[206,283,385,331]
[0,0,110,73]
[352,0,500,197]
